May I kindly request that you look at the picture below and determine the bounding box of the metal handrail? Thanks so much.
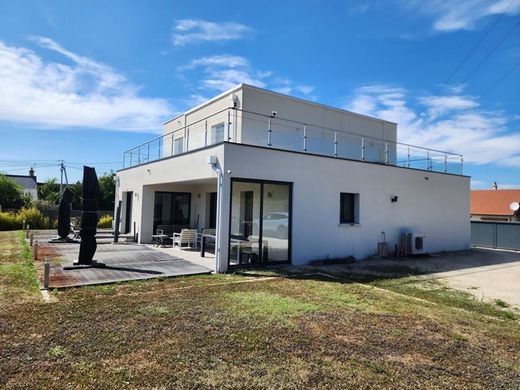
[237,108,462,157]
[122,106,464,174]
[123,107,230,154]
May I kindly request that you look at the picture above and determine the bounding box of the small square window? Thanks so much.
[211,123,225,144]
[174,137,184,154]
[340,193,359,224]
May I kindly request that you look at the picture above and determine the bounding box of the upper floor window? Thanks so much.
[174,137,184,155]
[340,192,359,224]
[211,123,225,144]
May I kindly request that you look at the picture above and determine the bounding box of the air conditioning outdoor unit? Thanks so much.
[405,232,427,255]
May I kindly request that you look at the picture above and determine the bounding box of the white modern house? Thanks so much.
[115,84,470,272]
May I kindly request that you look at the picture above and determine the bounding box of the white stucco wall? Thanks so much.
[117,142,470,270]
[240,84,397,163]
[162,87,243,152]
[222,143,470,265]
[116,144,225,244]
[117,85,469,272]
[159,84,397,164]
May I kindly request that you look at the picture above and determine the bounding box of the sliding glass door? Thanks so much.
[262,183,290,262]
[153,192,191,233]
[229,182,261,265]
[229,179,291,266]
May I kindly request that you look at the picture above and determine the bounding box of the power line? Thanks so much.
[461,19,520,84]
[480,58,520,98]
[443,0,518,85]
[1,166,53,173]
[68,161,122,165]
[0,159,121,165]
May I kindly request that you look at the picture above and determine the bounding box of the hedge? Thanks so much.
[0,208,52,231]
[97,215,113,228]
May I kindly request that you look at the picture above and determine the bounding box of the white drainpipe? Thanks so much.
[208,155,222,273]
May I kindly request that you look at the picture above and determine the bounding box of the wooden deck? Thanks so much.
[34,231,213,288]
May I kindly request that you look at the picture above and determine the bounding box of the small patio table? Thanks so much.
[152,233,169,247]
[199,233,216,257]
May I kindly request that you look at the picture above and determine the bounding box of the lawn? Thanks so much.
[0,231,519,389]
[0,230,40,305]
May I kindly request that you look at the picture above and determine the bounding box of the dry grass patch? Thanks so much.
[0,248,520,388]
[0,231,39,305]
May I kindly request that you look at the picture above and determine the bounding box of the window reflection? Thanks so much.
[229,180,290,266]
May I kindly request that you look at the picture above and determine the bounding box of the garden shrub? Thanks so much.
[97,215,113,228]
[0,208,51,231]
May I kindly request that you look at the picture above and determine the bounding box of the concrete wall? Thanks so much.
[145,182,216,229]
[162,87,243,152]
[116,144,224,244]
[160,84,397,163]
[116,142,470,270]
[240,84,397,163]
[222,143,470,266]
[117,85,469,272]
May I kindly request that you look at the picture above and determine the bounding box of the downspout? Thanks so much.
[208,155,222,273]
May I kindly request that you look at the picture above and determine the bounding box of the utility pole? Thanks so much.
[59,160,69,201]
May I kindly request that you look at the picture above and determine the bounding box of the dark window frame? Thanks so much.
[153,191,191,232]
[340,192,358,224]
[228,178,293,268]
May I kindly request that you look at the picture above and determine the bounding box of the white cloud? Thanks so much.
[419,95,479,118]
[0,38,171,132]
[180,54,249,69]
[495,183,520,189]
[179,54,267,91]
[172,19,252,46]
[273,87,292,95]
[187,94,210,106]
[297,85,315,95]
[401,0,520,32]
[202,68,267,91]
[178,54,315,98]
[470,178,487,188]
[345,84,520,166]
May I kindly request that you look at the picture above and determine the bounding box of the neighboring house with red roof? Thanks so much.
[471,183,520,222]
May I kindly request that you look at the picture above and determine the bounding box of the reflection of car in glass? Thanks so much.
[255,212,289,239]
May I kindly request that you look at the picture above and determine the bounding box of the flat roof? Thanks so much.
[164,83,397,126]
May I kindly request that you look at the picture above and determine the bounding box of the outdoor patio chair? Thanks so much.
[152,229,170,247]
[172,229,198,249]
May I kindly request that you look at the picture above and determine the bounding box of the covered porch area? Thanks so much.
[128,177,219,269]
[124,178,218,243]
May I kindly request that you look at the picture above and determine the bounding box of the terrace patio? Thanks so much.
[32,230,213,288]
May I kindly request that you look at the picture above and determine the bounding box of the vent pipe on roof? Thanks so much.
[492,181,498,190]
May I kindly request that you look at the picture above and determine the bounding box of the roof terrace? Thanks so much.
[121,107,463,175]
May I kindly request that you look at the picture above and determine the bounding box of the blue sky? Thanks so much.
[0,0,519,187]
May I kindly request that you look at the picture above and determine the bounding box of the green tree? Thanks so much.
[98,171,116,211]
[68,181,82,209]
[37,178,60,204]
[20,192,34,208]
[0,174,24,209]
[35,171,115,211]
